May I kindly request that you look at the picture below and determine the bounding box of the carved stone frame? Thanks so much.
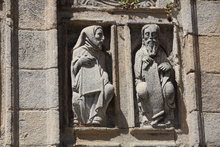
[58,2,184,146]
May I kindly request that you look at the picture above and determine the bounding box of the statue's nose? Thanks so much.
[149,33,153,39]
[102,36,105,41]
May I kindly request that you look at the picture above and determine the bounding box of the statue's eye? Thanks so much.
[145,32,149,37]
[95,31,103,40]
[98,33,102,37]
[152,32,158,38]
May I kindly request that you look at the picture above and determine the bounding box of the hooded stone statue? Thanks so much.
[71,25,114,126]
[134,24,175,127]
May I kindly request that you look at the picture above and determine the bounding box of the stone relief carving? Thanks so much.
[71,25,114,127]
[134,24,175,128]
[75,0,156,8]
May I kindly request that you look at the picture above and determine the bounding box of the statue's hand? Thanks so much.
[79,55,96,66]
[158,62,171,72]
[142,56,154,65]
[135,79,142,86]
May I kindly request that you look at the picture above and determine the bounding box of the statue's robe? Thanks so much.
[134,47,175,123]
[71,45,110,124]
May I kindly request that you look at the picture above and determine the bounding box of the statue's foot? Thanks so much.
[91,116,102,126]
[141,124,153,129]
[152,120,174,128]
[150,116,163,127]
[72,119,79,127]
[163,120,174,128]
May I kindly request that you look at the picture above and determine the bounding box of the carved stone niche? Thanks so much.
[131,24,178,129]
[60,23,115,128]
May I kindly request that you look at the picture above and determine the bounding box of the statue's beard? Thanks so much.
[144,40,159,57]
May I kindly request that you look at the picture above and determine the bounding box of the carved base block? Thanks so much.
[130,142,176,147]
[63,127,177,147]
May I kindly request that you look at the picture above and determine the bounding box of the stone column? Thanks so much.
[181,0,202,146]
[116,25,135,128]
[17,0,59,146]
[1,0,15,146]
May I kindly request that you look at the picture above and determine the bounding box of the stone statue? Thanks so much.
[134,24,175,128]
[71,25,114,126]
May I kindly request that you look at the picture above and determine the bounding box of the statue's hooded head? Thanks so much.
[73,25,105,51]
[141,24,160,57]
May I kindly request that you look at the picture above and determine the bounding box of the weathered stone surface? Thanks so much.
[64,127,176,146]
[204,112,220,146]
[183,35,195,73]
[47,109,60,145]
[130,141,176,147]
[19,70,47,109]
[70,10,168,25]
[19,0,46,29]
[201,73,220,112]
[117,25,135,128]
[187,111,200,147]
[46,68,59,108]
[185,73,197,112]
[74,142,121,147]
[19,30,58,69]
[45,0,57,29]
[197,1,220,35]
[46,29,58,68]
[19,30,47,69]
[199,36,220,73]
[19,111,47,145]
[180,0,193,34]
[19,69,50,109]
[2,24,13,69]
[19,68,58,109]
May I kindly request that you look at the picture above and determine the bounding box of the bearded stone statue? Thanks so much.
[71,25,114,126]
[134,24,175,128]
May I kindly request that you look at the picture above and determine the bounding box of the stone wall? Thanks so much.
[1,0,59,146]
[0,0,219,146]
[18,0,59,146]
[181,0,220,146]
[197,0,220,146]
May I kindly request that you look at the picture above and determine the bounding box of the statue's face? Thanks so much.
[143,26,159,57]
[94,28,105,50]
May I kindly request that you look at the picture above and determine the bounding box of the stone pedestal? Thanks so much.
[64,127,176,147]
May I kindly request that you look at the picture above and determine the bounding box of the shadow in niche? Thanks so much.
[174,24,189,136]
[58,0,73,8]
[63,22,116,128]
[11,0,20,146]
[58,22,69,131]
[129,24,183,129]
